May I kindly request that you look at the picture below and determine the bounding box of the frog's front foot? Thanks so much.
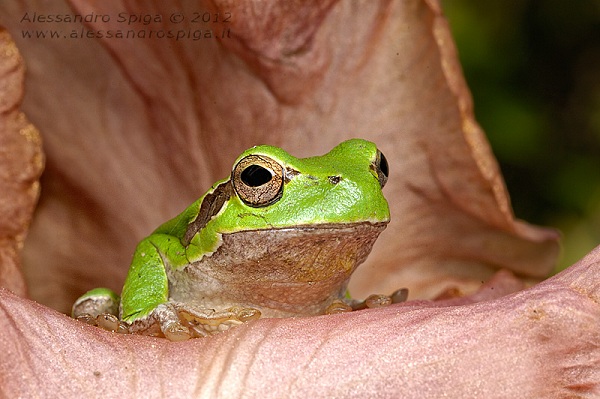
[124,302,194,341]
[326,288,409,314]
[132,302,262,341]
[174,303,262,338]
[76,312,130,334]
[72,288,130,334]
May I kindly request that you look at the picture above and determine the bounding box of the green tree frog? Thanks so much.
[72,139,405,341]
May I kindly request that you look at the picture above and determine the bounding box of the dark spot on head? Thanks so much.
[328,176,342,185]
[285,167,300,183]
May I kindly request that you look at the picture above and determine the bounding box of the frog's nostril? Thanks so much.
[328,176,342,185]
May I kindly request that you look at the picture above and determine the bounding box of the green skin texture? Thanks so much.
[79,139,390,324]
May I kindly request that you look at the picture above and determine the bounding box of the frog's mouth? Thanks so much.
[170,222,388,317]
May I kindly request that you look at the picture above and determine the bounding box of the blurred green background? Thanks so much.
[442,1,600,272]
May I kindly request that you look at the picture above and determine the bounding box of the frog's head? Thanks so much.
[184,138,390,259]
[170,139,391,314]
[230,138,388,226]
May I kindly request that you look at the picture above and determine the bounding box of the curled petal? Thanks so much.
[1,247,599,397]
[0,28,44,297]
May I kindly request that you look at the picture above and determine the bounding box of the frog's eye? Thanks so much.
[232,155,284,207]
[374,150,389,189]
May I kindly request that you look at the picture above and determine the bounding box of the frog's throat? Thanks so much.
[190,220,390,264]
[167,222,388,317]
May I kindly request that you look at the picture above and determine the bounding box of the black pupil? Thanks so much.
[379,152,389,178]
[241,165,273,187]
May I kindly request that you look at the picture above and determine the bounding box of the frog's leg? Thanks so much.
[72,287,120,318]
[120,236,191,341]
[72,287,129,333]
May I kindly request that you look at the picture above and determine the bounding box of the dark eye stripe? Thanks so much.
[182,181,232,246]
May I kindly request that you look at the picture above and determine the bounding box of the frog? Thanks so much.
[72,138,406,341]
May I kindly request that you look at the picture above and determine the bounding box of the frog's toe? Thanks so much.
[391,288,409,303]
[325,300,353,314]
[235,307,262,322]
[75,313,130,334]
[364,294,393,308]
[95,314,130,334]
[349,295,389,311]
[153,302,192,341]
[75,313,97,325]
[163,322,191,341]
[96,313,121,332]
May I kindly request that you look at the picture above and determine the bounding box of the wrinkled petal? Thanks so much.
[1,247,599,398]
